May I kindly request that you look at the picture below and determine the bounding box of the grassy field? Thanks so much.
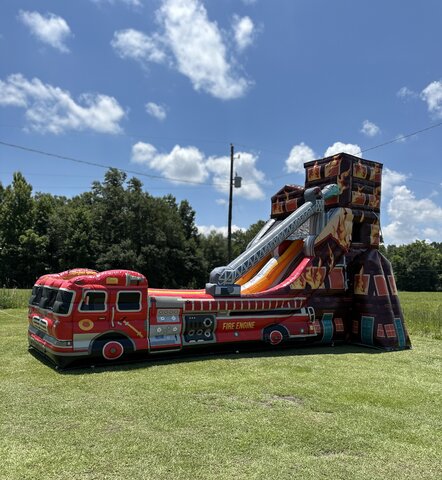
[2,289,440,338]
[0,288,31,309]
[0,291,441,479]
[399,292,441,339]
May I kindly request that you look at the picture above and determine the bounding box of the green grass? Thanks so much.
[1,306,441,479]
[399,292,442,340]
[0,289,31,309]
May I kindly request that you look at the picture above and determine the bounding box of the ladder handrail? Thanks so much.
[209,184,338,286]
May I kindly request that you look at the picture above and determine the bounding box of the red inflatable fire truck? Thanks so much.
[28,268,316,366]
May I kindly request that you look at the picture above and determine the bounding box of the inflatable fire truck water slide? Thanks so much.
[28,153,411,367]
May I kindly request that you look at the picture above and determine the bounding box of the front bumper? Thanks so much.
[28,325,88,366]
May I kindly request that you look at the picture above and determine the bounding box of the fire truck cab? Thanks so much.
[28,269,148,365]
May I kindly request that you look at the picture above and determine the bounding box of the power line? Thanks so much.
[358,120,442,154]
[0,140,224,187]
[0,139,266,189]
[268,120,442,181]
[1,118,442,190]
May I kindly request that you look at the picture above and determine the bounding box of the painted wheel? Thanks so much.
[263,325,288,346]
[269,330,284,345]
[101,340,124,360]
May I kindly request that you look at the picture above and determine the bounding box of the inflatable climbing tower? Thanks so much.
[269,153,410,349]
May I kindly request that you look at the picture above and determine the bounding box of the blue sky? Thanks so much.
[1,0,442,245]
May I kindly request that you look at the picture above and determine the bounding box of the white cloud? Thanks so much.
[387,185,442,224]
[241,0,257,4]
[421,80,442,118]
[0,74,125,134]
[394,133,407,143]
[112,0,251,100]
[360,119,380,137]
[423,227,439,238]
[111,29,166,66]
[197,224,244,237]
[216,198,227,206]
[397,86,416,99]
[131,142,266,198]
[324,142,361,158]
[145,101,167,121]
[18,10,72,53]
[383,185,442,244]
[285,142,316,174]
[131,142,209,183]
[233,15,255,51]
[158,0,250,99]
[382,168,408,197]
[0,73,125,134]
[382,221,419,246]
[92,0,142,7]
[206,152,266,200]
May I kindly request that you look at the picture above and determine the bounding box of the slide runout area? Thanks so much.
[241,240,304,294]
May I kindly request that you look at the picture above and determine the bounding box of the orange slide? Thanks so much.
[240,240,303,294]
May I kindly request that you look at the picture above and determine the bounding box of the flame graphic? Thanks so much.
[337,167,350,193]
[308,162,321,181]
[354,266,369,295]
[370,222,380,245]
[325,157,340,177]
[327,244,335,268]
[353,159,367,179]
[368,186,381,208]
[370,163,381,181]
[335,210,350,248]
[303,259,326,290]
[290,274,306,290]
[352,186,365,204]
[273,202,283,215]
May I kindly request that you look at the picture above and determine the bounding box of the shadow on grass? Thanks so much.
[29,340,389,375]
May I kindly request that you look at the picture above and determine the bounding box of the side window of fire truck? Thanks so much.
[53,290,74,315]
[80,291,107,312]
[117,291,141,311]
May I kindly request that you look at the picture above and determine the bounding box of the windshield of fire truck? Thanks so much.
[29,286,74,315]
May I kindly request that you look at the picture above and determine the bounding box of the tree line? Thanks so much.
[379,242,442,292]
[0,169,441,291]
[0,169,263,288]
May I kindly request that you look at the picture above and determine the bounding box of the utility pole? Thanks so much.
[228,143,234,262]
[227,144,242,263]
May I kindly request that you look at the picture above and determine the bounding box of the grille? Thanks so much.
[32,316,48,333]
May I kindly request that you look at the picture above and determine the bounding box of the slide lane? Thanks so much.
[235,254,271,286]
[242,256,312,298]
[240,240,304,295]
